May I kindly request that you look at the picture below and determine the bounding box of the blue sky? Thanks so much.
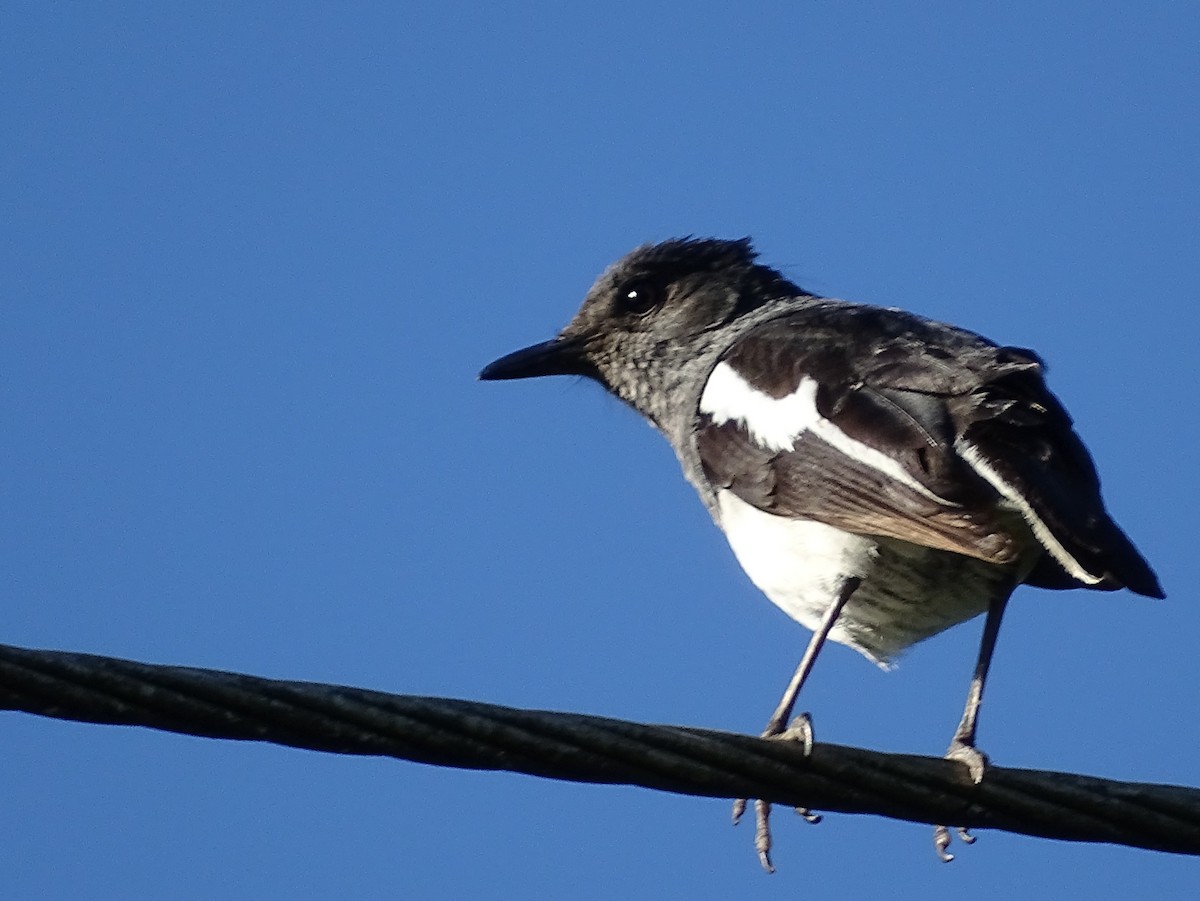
[3,3,1197,898]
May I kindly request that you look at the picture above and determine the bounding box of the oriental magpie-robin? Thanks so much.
[480,237,1162,868]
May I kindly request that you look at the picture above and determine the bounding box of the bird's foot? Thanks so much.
[933,825,978,862]
[945,737,989,784]
[732,713,821,873]
[933,738,988,861]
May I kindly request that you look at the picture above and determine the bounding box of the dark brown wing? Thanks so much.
[696,304,1163,597]
[697,414,1022,563]
[946,364,1163,596]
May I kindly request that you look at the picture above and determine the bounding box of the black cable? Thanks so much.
[2,643,1197,856]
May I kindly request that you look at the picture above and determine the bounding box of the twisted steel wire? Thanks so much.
[1,642,1196,856]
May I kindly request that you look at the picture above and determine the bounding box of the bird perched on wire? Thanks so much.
[479,237,1163,869]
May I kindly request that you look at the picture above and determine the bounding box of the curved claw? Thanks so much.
[946,739,989,784]
[731,797,748,826]
[779,713,815,756]
[754,799,775,873]
[933,823,980,861]
[733,710,820,863]
[935,738,986,859]
[933,824,955,862]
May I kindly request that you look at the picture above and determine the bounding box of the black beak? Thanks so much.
[479,337,593,381]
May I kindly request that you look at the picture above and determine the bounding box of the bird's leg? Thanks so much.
[934,591,1010,862]
[734,576,862,873]
[946,592,1009,778]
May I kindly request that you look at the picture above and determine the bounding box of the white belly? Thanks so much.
[715,490,1016,667]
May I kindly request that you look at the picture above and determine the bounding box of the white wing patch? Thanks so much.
[700,361,949,503]
[956,438,1102,585]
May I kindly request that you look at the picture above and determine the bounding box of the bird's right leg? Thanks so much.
[734,575,862,873]
[933,591,1010,861]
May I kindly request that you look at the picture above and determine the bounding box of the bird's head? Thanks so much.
[480,237,808,427]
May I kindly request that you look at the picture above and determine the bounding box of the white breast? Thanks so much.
[715,490,1013,667]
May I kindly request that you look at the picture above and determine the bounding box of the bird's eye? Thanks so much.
[617,280,661,316]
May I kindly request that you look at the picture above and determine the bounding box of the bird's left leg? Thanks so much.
[934,591,1010,861]
[734,576,862,873]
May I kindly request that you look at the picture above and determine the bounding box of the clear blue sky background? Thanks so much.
[3,3,1197,898]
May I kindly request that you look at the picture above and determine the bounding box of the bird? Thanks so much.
[479,237,1163,869]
